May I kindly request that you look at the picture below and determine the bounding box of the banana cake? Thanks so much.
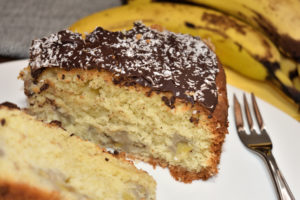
[21,22,229,183]
[0,102,156,200]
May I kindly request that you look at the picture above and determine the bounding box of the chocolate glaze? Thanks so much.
[161,96,176,109]
[29,22,219,112]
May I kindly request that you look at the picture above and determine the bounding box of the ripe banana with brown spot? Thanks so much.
[70,2,280,81]
[293,63,300,91]
[276,56,297,87]
[293,77,300,91]
[271,56,300,104]
[156,0,300,62]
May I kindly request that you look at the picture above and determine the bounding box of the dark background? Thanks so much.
[0,0,122,62]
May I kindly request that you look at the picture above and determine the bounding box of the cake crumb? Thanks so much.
[33,87,39,93]
[39,83,49,93]
[0,149,4,157]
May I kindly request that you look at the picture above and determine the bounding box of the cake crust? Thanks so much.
[0,181,60,200]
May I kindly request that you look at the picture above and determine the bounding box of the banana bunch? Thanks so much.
[178,0,300,61]
[69,1,300,105]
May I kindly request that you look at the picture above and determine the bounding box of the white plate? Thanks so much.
[1,60,299,200]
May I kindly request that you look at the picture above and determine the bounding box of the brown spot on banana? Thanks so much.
[248,8,300,62]
[289,69,298,81]
[184,21,196,29]
[184,21,228,39]
[259,38,273,60]
[236,11,248,21]
[201,12,247,35]
[185,15,278,64]
[262,60,300,104]
[234,42,243,52]
[259,60,280,74]
[274,80,300,104]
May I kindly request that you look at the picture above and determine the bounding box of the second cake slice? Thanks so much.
[0,103,156,200]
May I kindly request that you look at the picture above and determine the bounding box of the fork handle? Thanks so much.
[262,151,295,200]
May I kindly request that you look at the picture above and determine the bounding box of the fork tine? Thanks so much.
[251,93,264,130]
[243,93,254,132]
[233,94,244,132]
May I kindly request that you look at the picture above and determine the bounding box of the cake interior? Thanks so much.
[0,106,156,200]
[22,67,226,182]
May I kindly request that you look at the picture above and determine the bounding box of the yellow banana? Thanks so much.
[293,77,300,91]
[276,56,297,87]
[174,0,300,61]
[70,3,281,81]
[279,56,298,78]
[126,0,151,4]
[270,55,300,104]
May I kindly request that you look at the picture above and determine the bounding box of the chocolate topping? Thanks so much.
[29,22,219,111]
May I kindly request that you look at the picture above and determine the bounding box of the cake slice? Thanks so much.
[0,102,156,200]
[21,22,228,183]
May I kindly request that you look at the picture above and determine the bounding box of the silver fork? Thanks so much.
[233,93,295,200]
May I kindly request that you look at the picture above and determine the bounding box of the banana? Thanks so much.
[276,56,298,87]
[292,62,300,96]
[126,0,151,4]
[293,77,300,91]
[70,3,281,81]
[169,0,300,62]
[271,56,300,104]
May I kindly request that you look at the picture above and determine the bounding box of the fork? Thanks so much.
[233,93,295,200]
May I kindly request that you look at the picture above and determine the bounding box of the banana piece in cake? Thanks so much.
[21,22,229,183]
[0,102,156,200]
